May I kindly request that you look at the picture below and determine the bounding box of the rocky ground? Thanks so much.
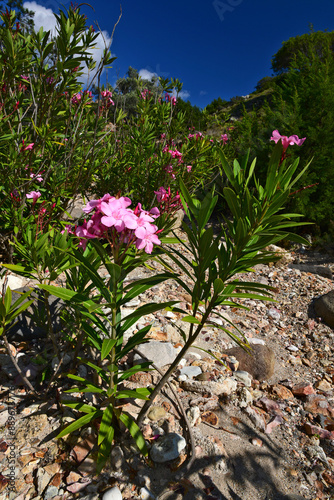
[0,234,334,500]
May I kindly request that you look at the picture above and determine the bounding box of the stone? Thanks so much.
[133,342,182,369]
[147,406,167,422]
[150,433,186,463]
[140,486,155,499]
[257,397,281,415]
[0,273,25,291]
[291,382,316,397]
[224,344,275,381]
[271,384,294,400]
[289,263,333,279]
[314,291,334,328]
[44,486,59,500]
[186,406,201,427]
[315,379,333,392]
[36,468,52,495]
[179,366,202,379]
[251,438,263,447]
[267,308,281,321]
[110,446,124,470]
[233,370,252,387]
[265,415,283,434]
[303,423,334,440]
[244,406,266,432]
[304,394,330,416]
[238,388,253,408]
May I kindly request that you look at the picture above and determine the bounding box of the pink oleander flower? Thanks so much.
[26,191,41,202]
[188,133,194,140]
[82,193,113,214]
[186,165,192,172]
[135,224,161,254]
[270,130,306,150]
[100,197,137,232]
[171,96,177,106]
[154,187,167,203]
[161,133,166,140]
[168,150,182,159]
[30,172,43,182]
[220,134,228,144]
[20,140,34,152]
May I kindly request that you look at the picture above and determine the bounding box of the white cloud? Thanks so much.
[171,89,190,100]
[24,1,57,34]
[23,2,115,86]
[200,90,208,96]
[138,69,158,81]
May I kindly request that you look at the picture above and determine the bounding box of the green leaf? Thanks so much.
[101,338,117,360]
[98,404,114,445]
[115,388,151,400]
[62,402,97,413]
[181,315,201,324]
[118,413,148,456]
[57,410,102,438]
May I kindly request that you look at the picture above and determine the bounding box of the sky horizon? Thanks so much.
[22,0,334,109]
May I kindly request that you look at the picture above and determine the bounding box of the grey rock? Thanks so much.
[182,378,237,396]
[140,486,156,499]
[7,287,65,340]
[239,387,253,408]
[267,308,281,321]
[233,370,252,387]
[179,365,202,379]
[102,486,123,500]
[36,468,51,495]
[44,485,59,500]
[133,341,182,369]
[110,445,124,470]
[314,290,334,328]
[289,263,333,279]
[150,433,186,463]
[224,344,275,381]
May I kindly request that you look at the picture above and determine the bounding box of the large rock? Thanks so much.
[7,287,65,340]
[224,344,275,381]
[133,341,182,369]
[313,291,334,328]
[289,263,333,279]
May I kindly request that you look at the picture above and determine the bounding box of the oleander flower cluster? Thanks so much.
[69,194,161,254]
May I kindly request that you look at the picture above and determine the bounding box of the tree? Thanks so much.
[0,0,34,32]
[271,30,334,74]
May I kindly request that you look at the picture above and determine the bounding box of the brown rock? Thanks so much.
[257,397,282,415]
[303,422,334,440]
[128,371,153,385]
[271,384,294,400]
[304,394,330,416]
[224,344,275,381]
[291,382,316,397]
[315,379,333,392]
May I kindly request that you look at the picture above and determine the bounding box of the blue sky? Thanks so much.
[23,0,334,109]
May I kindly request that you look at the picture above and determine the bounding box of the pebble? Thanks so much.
[267,308,281,321]
[147,406,167,422]
[150,433,186,463]
[140,486,156,499]
[102,486,123,500]
[179,365,202,379]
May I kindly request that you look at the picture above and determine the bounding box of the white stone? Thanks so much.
[0,274,25,291]
[102,486,122,500]
[140,486,155,499]
[248,338,265,345]
[179,365,202,379]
